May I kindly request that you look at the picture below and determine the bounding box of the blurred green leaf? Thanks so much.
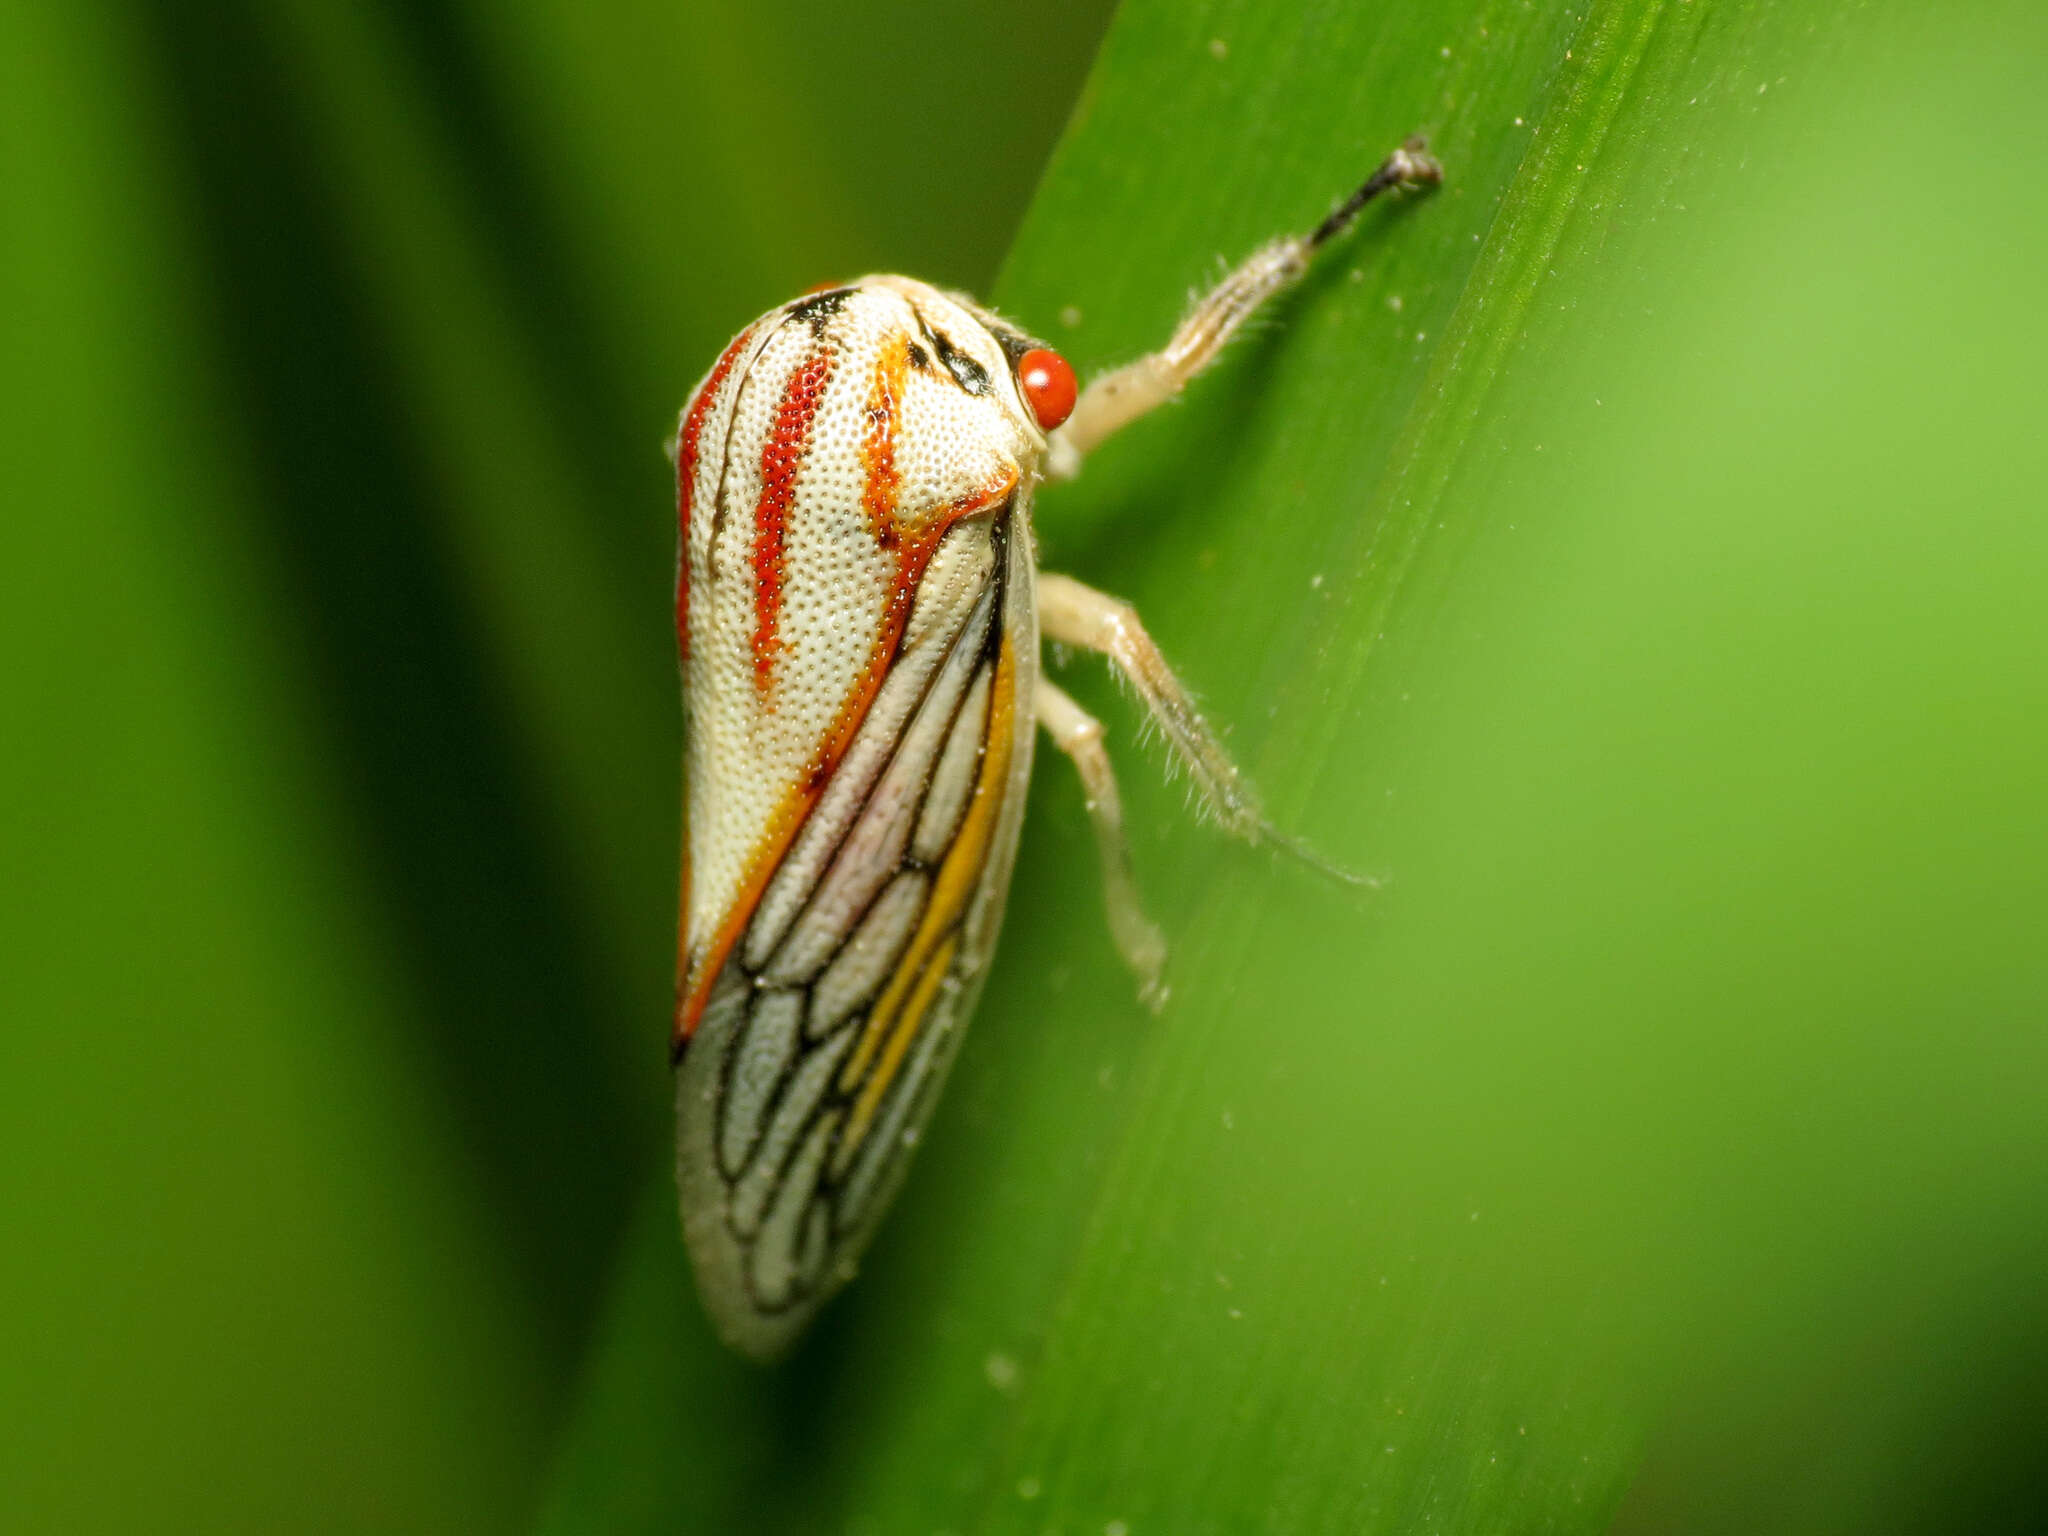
[542,0,2048,1532]
[1,1,1105,1530]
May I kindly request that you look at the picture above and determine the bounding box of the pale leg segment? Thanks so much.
[1045,137,1440,481]
[1035,676,1170,1010]
[1038,573,1373,889]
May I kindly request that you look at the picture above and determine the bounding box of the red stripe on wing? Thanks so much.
[751,344,835,693]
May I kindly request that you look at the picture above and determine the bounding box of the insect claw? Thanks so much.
[1261,824,1382,891]
[1395,135,1445,187]
[1308,133,1446,249]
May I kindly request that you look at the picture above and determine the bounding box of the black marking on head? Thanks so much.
[905,341,933,373]
[914,314,992,397]
[982,322,1048,372]
[934,331,991,396]
[786,287,854,335]
[939,290,1047,374]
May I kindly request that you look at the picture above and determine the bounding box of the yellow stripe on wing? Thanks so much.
[834,637,1017,1172]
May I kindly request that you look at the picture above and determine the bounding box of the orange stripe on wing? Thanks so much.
[676,323,757,662]
[861,331,909,547]
[834,634,1017,1167]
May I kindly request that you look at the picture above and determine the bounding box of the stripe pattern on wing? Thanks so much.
[702,517,1018,1314]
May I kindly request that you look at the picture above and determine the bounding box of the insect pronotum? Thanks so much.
[673,137,1442,1358]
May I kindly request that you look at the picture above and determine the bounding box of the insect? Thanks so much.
[673,137,1442,1358]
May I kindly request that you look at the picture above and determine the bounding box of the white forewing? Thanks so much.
[676,508,1038,1357]
[673,279,1047,1357]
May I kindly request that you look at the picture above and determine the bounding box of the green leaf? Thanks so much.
[14,0,2044,1529]
[0,0,1107,1529]
[543,0,2048,1531]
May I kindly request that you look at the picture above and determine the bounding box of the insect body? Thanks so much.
[674,139,1441,1358]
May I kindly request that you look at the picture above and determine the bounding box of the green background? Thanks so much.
[5,0,2045,1531]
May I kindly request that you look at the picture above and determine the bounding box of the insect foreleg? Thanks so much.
[1035,676,1169,1008]
[1045,136,1440,481]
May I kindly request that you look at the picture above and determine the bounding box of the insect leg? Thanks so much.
[1038,572,1372,888]
[1045,137,1441,480]
[1035,675,1169,1009]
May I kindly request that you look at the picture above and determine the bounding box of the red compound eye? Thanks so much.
[1016,347,1077,431]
